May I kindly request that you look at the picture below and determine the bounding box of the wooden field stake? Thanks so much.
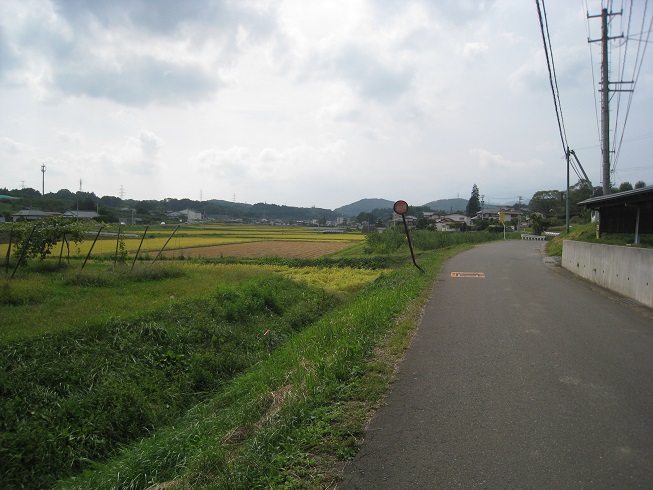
[11,225,36,278]
[81,226,103,270]
[151,225,180,264]
[131,225,149,272]
[113,226,122,268]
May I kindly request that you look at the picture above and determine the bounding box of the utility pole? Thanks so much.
[565,148,571,233]
[599,8,610,195]
[517,195,522,231]
[588,8,627,195]
[41,164,46,195]
[480,195,485,223]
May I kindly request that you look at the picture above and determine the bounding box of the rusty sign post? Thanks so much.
[394,200,424,273]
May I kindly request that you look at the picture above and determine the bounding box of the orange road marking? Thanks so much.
[450,272,485,278]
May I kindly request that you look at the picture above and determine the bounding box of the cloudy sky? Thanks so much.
[1,0,651,209]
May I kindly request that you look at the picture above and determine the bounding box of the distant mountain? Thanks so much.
[334,198,394,217]
[422,198,468,213]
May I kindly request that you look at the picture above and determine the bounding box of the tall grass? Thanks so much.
[365,227,513,254]
[0,275,339,489]
[55,250,456,489]
[0,264,262,341]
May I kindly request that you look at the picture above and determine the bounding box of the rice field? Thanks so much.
[161,240,353,259]
[0,223,364,260]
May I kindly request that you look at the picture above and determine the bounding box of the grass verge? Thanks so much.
[55,246,463,489]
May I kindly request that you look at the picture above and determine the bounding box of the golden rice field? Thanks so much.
[0,224,364,260]
[161,241,352,259]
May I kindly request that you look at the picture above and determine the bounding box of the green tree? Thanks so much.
[466,184,481,217]
[529,189,564,217]
[531,214,550,235]
[619,182,633,192]
[635,180,647,189]
[8,217,93,265]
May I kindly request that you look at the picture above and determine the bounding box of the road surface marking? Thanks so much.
[450,272,485,278]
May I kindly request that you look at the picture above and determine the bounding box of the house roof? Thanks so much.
[11,210,60,217]
[63,210,100,219]
[578,185,653,235]
[578,185,653,208]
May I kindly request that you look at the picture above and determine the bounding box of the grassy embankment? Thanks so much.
[545,222,653,256]
[57,252,455,489]
[1,226,502,488]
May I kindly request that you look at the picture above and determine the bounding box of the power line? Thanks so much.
[535,0,569,153]
[611,0,652,175]
[584,0,603,150]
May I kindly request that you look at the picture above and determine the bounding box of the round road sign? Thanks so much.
[394,200,409,215]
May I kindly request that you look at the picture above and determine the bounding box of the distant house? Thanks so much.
[167,208,203,222]
[390,213,417,228]
[473,208,523,223]
[62,210,100,220]
[11,210,61,222]
[474,208,501,221]
[444,213,470,225]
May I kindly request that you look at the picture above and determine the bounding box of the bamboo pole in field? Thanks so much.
[4,228,13,274]
[82,226,103,270]
[58,233,66,268]
[131,225,149,272]
[151,225,180,264]
[113,226,122,268]
[11,225,36,279]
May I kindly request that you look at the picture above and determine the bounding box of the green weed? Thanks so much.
[55,249,457,489]
[0,275,338,489]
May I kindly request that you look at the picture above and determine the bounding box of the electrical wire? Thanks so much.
[535,0,569,154]
[612,0,652,174]
[584,0,603,150]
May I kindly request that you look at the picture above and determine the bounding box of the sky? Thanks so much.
[1,0,651,210]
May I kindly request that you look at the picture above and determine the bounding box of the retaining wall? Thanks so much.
[562,240,653,308]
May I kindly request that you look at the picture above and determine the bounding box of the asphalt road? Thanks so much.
[339,240,653,489]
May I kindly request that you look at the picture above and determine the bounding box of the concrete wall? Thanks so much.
[562,240,653,308]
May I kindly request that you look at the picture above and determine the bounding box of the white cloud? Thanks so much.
[139,131,164,161]
[463,42,489,58]
[0,135,25,154]
[0,0,651,208]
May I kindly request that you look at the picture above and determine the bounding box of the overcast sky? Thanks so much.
[1,0,651,209]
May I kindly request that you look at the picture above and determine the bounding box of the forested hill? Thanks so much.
[334,198,395,217]
[422,198,468,213]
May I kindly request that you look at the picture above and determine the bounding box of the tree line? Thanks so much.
[0,187,339,224]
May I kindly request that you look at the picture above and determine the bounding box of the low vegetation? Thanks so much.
[546,222,653,256]
[1,225,506,488]
[364,226,518,254]
[1,274,339,488]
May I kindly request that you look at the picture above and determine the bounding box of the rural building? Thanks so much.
[62,210,100,220]
[11,210,61,222]
[167,208,203,222]
[473,208,523,223]
[444,213,470,225]
[579,185,653,244]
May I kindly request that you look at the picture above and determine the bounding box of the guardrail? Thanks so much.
[521,234,546,241]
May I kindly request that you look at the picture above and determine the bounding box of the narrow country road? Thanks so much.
[340,240,653,489]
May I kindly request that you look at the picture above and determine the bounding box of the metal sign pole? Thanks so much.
[394,200,424,273]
